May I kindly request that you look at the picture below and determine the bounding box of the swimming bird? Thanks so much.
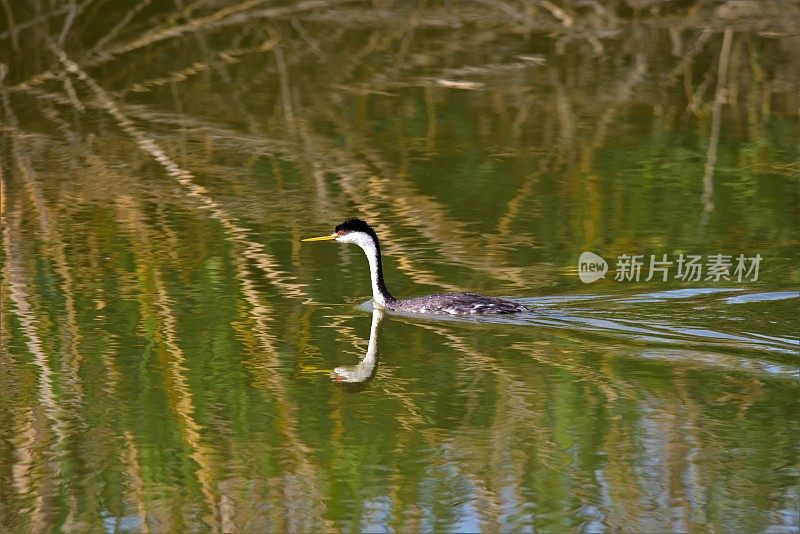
[302,218,529,315]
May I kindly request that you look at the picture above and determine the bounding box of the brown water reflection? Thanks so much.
[1,1,799,532]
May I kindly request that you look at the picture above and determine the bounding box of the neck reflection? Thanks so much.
[332,309,386,384]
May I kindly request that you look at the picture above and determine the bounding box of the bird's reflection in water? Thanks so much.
[332,309,385,385]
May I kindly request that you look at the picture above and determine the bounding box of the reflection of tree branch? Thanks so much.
[550,68,577,169]
[585,54,648,159]
[88,0,154,55]
[666,29,712,84]
[57,0,78,47]
[273,40,297,139]
[1,0,21,48]
[698,28,733,240]
[5,0,355,93]
[85,0,349,68]
[539,0,573,28]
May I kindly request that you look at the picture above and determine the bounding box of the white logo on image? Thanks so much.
[578,252,608,283]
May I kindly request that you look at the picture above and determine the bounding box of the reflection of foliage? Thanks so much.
[1,1,799,532]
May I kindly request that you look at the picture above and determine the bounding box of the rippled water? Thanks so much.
[1,1,799,532]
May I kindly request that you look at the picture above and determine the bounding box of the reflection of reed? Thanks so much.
[6,0,354,93]
[2,210,66,530]
[336,174,460,292]
[390,319,667,529]
[698,28,733,239]
[324,312,559,530]
[124,37,278,95]
[7,416,42,530]
[87,0,153,56]
[510,341,635,403]
[411,322,562,461]
[324,317,513,527]
[116,196,221,530]
[1,78,71,447]
[333,315,584,528]
[123,431,149,533]
[27,43,332,529]
[51,45,308,301]
[314,110,536,290]
[14,157,83,396]
[154,275,221,530]
[230,251,335,531]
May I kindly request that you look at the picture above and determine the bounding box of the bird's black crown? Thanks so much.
[335,218,376,237]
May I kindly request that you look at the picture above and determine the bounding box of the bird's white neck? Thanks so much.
[356,234,389,307]
[339,231,394,307]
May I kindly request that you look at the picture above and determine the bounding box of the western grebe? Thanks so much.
[302,218,529,315]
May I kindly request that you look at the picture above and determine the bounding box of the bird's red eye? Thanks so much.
[337,230,345,236]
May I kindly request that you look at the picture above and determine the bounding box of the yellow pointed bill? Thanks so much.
[301,233,338,242]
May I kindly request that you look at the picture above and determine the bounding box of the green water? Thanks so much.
[1,2,799,532]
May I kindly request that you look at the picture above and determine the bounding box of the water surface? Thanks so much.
[1,1,799,532]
